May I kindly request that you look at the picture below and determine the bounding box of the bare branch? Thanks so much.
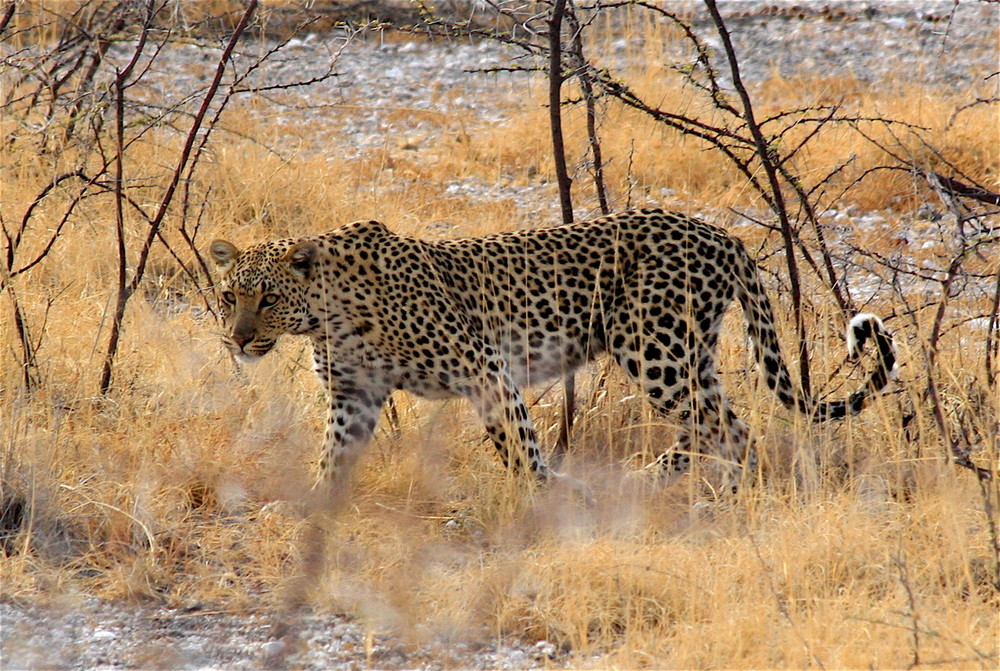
[703,0,811,393]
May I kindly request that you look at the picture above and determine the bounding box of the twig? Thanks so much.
[893,553,921,669]
[4,283,40,392]
[0,1,15,38]
[703,0,811,395]
[6,171,106,285]
[545,0,579,459]
[988,266,1000,388]
[99,66,129,396]
[548,0,574,225]
[98,0,259,394]
[565,1,610,215]
[928,172,1000,207]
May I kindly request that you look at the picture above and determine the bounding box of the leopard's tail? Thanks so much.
[733,244,896,421]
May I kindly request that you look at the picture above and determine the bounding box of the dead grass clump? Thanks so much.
[293,472,994,667]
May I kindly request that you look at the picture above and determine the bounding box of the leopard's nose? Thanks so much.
[231,333,252,348]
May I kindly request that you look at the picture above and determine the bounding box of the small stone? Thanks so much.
[262,640,286,656]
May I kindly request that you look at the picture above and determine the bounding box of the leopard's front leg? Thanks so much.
[309,354,391,491]
[314,383,388,487]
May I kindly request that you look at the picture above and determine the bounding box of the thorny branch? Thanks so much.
[4,0,355,398]
[98,0,260,394]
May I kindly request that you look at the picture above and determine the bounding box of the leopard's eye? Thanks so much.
[221,291,236,305]
[260,293,280,308]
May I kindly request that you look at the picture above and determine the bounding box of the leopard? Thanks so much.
[209,208,896,494]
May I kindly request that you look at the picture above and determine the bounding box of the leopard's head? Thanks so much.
[209,237,320,362]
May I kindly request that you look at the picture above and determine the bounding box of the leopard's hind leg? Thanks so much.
[610,306,753,491]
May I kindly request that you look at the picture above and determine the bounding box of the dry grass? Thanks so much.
[2,9,998,669]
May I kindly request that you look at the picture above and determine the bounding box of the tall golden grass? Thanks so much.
[2,7,998,668]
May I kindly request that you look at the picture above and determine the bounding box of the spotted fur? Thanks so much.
[209,209,895,491]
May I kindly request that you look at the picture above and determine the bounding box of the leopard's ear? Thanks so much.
[283,241,319,282]
[209,240,241,274]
